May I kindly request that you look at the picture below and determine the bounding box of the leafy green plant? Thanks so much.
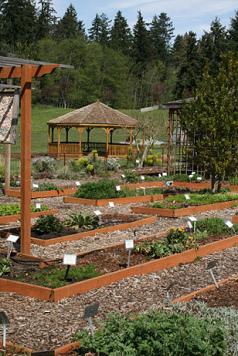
[21,264,99,288]
[75,309,226,356]
[164,192,238,207]
[0,258,11,276]
[34,214,64,235]
[195,217,235,235]
[123,170,140,183]
[134,227,197,259]
[65,212,99,230]
[106,157,120,172]
[36,182,63,191]
[0,204,49,216]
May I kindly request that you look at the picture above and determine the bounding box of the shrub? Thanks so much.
[75,310,226,356]
[31,156,56,174]
[76,157,88,169]
[36,182,63,191]
[73,180,118,199]
[123,170,140,183]
[35,214,64,235]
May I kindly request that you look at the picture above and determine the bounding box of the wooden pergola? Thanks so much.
[0,56,73,255]
[47,101,138,158]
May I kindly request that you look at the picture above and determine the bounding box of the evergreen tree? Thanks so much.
[149,13,174,63]
[174,31,201,98]
[0,0,37,52]
[132,11,151,71]
[181,52,238,191]
[228,10,238,52]
[54,4,84,40]
[36,0,57,40]
[199,17,228,75]
[110,11,132,55]
[88,13,111,46]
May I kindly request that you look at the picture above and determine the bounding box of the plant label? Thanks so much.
[197,177,202,182]
[162,172,167,177]
[136,159,139,164]
[36,203,41,210]
[75,181,80,186]
[184,194,190,200]
[0,311,10,348]
[63,254,77,266]
[188,174,193,178]
[33,183,38,188]
[116,185,121,191]
[94,210,102,216]
[158,174,161,178]
[109,202,114,208]
[121,174,125,178]
[83,303,99,319]
[125,239,134,250]
[188,216,197,222]
[225,220,233,228]
[192,172,196,175]
[141,175,145,181]
[187,221,193,229]
[7,235,19,243]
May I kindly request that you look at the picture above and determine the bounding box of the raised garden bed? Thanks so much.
[0,209,58,224]
[131,192,238,217]
[232,214,238,224]
[1,214,157,247]
[174,275,238,307]
[4,186,78,198]
[1,220,238,302]
[64,193,167,206]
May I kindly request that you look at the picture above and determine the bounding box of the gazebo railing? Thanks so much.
[48,142,137,157]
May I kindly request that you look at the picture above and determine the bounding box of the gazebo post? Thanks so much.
[48,126,50,145]
[57,127,61,158]
[129,128,133,147]
[66,127,69,143]
[78,128,83,157]
[52,127,54,143]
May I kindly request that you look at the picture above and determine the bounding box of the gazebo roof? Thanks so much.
[47,101,138,128]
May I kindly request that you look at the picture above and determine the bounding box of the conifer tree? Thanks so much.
[36,0,57,40]
[132,11,151,70]
[228,11,238,51]
[88,13,111,46]
[110,11,132,55]
[181,52,238,191]
[54,4,84,40]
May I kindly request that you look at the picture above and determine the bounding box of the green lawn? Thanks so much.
[0,105,169,155]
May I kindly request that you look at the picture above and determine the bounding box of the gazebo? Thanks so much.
[47,101,138,158]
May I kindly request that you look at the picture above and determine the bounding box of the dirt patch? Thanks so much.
[192,279,238,308]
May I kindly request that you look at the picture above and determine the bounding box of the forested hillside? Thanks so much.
[0,0,237,109]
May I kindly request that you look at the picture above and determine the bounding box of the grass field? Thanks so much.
[0,105,169,156]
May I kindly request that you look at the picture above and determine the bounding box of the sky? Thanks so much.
[52,0,237,39]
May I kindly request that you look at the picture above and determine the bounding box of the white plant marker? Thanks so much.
[207,260,219,289]
[125,239,134,267]
[6,235,19,259]
[0,312,10,347]
[109,201,114,215]
[94,210,102,225]
[225,220,236,235]
[83,303,99,338]
[188,216,197,233]
[75,181,80,186]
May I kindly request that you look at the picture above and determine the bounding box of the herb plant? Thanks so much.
[0,204,49,216]
[34,214,64,235]
[66,212,99,230]
[0,258,11,276]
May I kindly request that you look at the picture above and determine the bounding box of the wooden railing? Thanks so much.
[48,142,137,157]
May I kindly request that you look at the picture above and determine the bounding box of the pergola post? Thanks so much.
[20,65,32,255]
[78,128,84,157]
[57,127,61,157]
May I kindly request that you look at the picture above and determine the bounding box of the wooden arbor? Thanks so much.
[0,56,73,255]
[47,101,138,158]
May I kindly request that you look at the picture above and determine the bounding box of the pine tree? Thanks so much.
[54,4,84,40]
[88,13,111,46]
[149,13,174,63]
[228,10,238,51]
[132,11,151,70]
[36,0,57,40]
[0,0,37,52]
[110,11,132,55]
[199,17,228,75]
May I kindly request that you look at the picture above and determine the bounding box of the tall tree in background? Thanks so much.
[110,11,132,55]
[181,52,238,192]
[54,4,84,40]
[132,11,151,71]
[199,17,228,75]
[36,0,56,40]
[150,13,174,63]
[88,13,111,46]
[174,31,200,98]
[0,0,37,53]
[228,11,238,51]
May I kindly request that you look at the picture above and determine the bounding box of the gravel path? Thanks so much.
[0,183,238,351]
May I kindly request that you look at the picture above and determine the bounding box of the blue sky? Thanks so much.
[52,0,237,39]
